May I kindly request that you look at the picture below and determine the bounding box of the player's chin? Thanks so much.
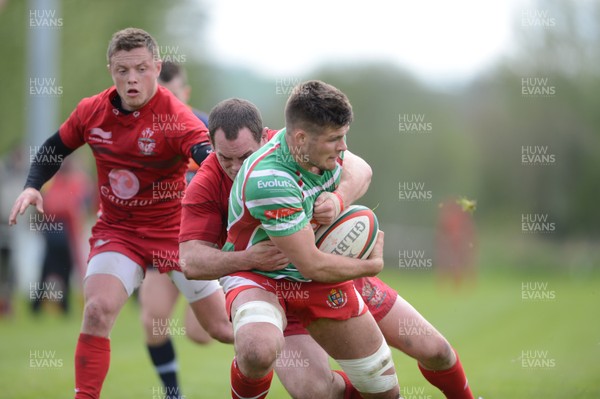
[124,98,145,111]
[322,157,338,170]
[226,171,237,181]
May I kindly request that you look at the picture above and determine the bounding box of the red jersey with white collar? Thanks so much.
[180,152,230,247]
[59,86,208,238]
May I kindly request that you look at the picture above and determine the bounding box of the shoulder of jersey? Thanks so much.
[77,87,111,109]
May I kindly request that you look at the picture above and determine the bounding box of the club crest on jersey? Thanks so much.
[138,128,156,155]
[326,288,347,309]
[361,280,387,309]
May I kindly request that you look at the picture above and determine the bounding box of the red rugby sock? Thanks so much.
[418,349,474,399]
[334,370,363,399]
[230,358,273,399]
[74,333,110,399]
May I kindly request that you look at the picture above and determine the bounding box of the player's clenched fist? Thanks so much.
[312,191,344,226]
[8,187,44,226]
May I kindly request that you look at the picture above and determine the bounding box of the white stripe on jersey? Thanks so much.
[302,168,340,198]
[262,213,307,232]
[227,185,244,230]
[228,146,281,230]
[246,196,301,208]
[332,163,342,184]
[249,169,297,182]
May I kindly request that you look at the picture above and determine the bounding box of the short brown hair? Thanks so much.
[107,27,159,63]
[285,80,353,135]
[159,61,187,84]
[208,98,263,144]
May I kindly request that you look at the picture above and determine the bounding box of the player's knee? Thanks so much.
[237,338,280,375]
[421,337,455,370]
[233,301,284,374]
[83,297,117,332]
[336,341,398,395]
[140,307,155,332]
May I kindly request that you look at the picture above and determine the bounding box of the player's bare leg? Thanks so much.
[81,273,129,336]
[188,289,233,344]
[230,288,286,399]
[378,296,473,399]
[139,270,195,399]
[183,305,211,344]
[308,312,400,399]
[140,271,185,345]
[275,334,346,399]
[75,274,130,399]
[168,270,232,344]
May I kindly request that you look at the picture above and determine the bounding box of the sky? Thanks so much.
[203,0,529,84]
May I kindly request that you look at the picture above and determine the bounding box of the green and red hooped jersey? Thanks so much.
[223,129,343,282]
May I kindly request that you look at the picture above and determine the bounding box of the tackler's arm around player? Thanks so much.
[180,239,289,280]
[270,226,385,283]
[312,150,372,226]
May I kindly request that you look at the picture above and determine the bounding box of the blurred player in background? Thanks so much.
[181,95,474,399]
[138,60,217,397]
[157,61,209,127]
[8,28,230,399]
[0,147,25,317]
[157,61,209,183]
[31,155,93,315]
[436,198,478,289]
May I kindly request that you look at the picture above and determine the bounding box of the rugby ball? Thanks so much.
[315,205,379,259]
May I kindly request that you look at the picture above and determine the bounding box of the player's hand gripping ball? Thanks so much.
[315,205,379,259]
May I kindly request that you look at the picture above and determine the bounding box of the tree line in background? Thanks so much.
[1,0,598,240]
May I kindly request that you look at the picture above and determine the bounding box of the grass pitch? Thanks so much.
[1,268,599,398]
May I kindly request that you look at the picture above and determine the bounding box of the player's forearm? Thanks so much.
[179,240,252,280]
[25,132,74,190]
[297,251,383,283]
[336,151,372,206]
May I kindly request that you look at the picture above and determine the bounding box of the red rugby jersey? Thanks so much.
[180,129,279,246]
[59,86,209,238]
[180,152,231,247]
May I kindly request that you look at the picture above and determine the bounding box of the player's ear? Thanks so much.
[297,129,308,145]
[183,85,192,103]
[260,127,269,145]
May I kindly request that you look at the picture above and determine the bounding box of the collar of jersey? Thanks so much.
[108,86,160,118]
